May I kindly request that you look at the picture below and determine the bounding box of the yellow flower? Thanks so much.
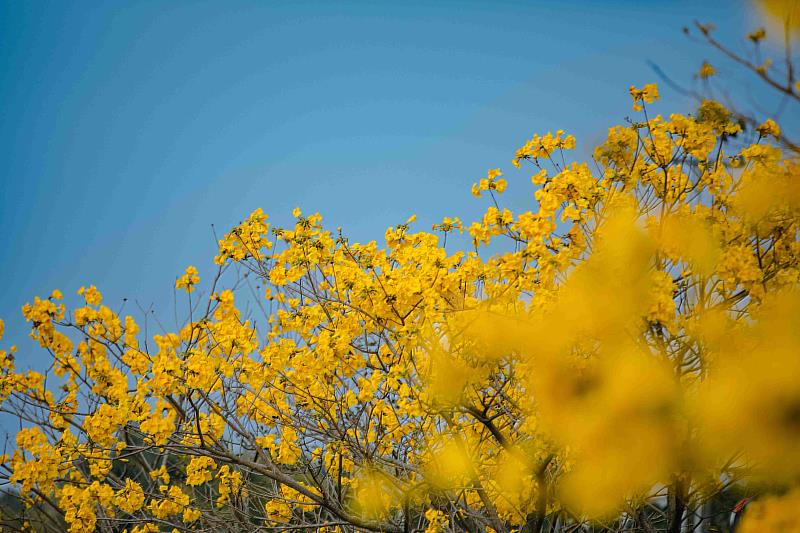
[77,285,102,306]
[738,489,800,533]
[514,130,576,166]
[216,465,245,506]
[756,117,781,138]
[183,507,202,522]
[629,83,659,111]
[471,168,506,197]
[175,265,200,293]
[352,469,399,520]
[423,509,449,533]
[693,291,800,484]
[114,479,145,513]
[185,456,216,486]
[698,60,716,78]
[747,27,767,42]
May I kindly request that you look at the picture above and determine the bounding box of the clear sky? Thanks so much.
[0,0,775,383]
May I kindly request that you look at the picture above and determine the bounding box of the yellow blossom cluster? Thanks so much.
[471,168,508,197]
[738,489,800,532]
[512,130,576,167]
[629,82,659,111]
[0,81,798,533]
[175,265,200,293]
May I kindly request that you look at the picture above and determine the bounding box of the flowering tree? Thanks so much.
[1,16,799,533]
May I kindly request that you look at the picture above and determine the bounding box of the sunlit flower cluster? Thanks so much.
[1,76,798,533]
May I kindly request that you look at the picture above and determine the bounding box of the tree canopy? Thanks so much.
[2,13,800,533]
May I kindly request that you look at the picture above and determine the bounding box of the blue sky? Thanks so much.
[0,0,776,379]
